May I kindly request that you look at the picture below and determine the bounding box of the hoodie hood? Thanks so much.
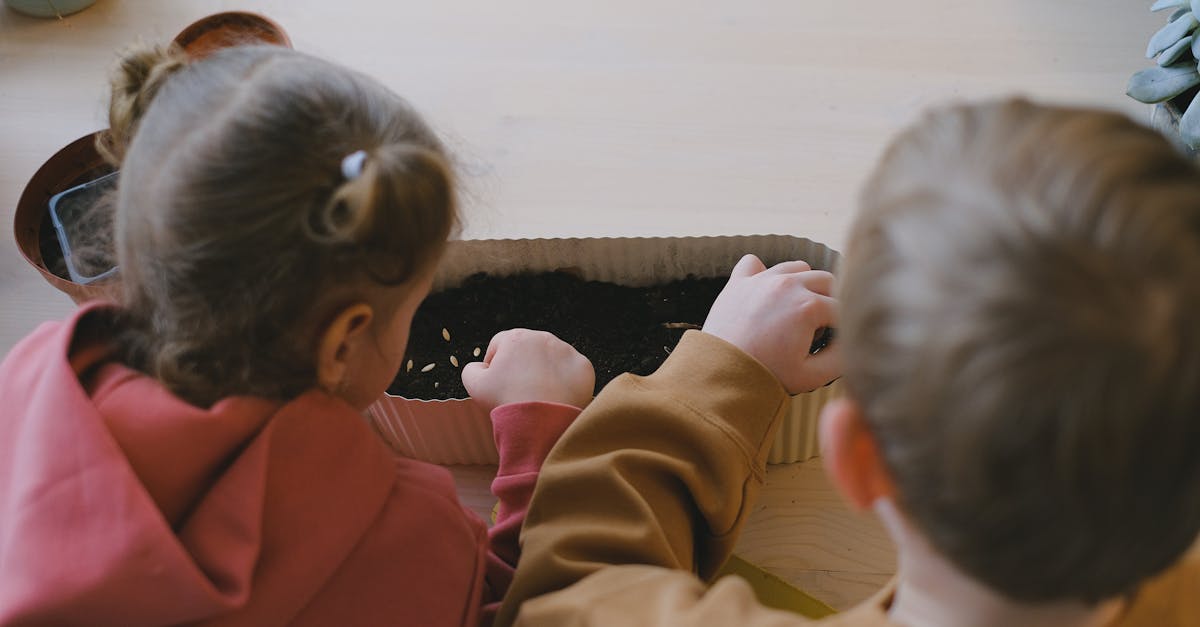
[0,305,395,626]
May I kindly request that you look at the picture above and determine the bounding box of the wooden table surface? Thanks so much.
[0,0,1162,612]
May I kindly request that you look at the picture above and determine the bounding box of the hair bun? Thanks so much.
[96,43,189,167]
[306,144,453,247]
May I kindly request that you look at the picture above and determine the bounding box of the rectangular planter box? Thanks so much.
[367,235,842,465]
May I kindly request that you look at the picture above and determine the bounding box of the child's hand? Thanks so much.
[703,254,842,394]
[462,329,596,413]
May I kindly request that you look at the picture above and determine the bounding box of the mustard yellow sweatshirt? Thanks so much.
[496,331,1200,627]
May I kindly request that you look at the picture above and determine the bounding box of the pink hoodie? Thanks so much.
[0,305,579,626]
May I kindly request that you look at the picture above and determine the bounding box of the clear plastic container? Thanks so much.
[47,171,119,285]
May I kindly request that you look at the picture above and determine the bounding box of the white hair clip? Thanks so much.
[341,150,368,180]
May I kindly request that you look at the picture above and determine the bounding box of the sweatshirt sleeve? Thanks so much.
[494,330,793,627]
[1115,544,1200,627]
[479,401,580,621]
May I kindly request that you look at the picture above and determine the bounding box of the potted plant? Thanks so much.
[1128,0,1200,155]
[173,12,292,59]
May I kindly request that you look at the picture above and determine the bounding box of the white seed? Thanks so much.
[406,359,413,372]
[421,363,436,372]
[450,355,459,367]
[472,347,481,357]
[434,382,439,388]
[442,328,451,342]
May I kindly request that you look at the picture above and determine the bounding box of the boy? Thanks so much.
[482,99,1200,626]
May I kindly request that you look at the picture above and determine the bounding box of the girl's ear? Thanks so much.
[819,397,896,511]
[316,303,375,394]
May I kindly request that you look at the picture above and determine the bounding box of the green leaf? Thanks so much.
[1148,14,1199,58]
[1177,88,1200,147]
[1171,8,1192,21]
[1160,35,1195,65]
[1153,0,1186,11]
[1127,64,1200,103]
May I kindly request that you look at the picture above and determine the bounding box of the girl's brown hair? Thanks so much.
[842,99,1200,603]
[97,44,457,407]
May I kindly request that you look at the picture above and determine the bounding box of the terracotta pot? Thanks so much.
[173,11,292,59]
[14,132,118,304]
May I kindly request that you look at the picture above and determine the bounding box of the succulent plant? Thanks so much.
[1129,0,1200,147]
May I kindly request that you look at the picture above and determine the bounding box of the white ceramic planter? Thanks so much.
[368,235,843,465]
[5,0,97,18]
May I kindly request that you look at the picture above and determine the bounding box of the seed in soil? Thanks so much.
[390,271,729,400]
[406,360,413,372]
[421,363,436,372]
[450,355,459,367]
[442,328,451,341]
[390,270,833,401]
[662,322,702,330]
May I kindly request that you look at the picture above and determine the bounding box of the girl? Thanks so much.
[0,43,594,626]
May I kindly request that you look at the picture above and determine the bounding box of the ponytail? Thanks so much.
[96,43,189,166]
[105,44,458,406]
[305,143,455,284]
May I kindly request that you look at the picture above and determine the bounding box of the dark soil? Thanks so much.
[390,271,728,400]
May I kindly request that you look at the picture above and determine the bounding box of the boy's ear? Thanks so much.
[316,303,374,393]
[820,397,895,511]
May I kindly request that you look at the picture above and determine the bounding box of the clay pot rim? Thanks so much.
[172,11,293,58]
[13,131,119,304]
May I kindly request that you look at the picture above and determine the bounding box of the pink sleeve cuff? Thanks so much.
[491,401,581,477]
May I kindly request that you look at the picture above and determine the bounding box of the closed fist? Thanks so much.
[461,328,596,412]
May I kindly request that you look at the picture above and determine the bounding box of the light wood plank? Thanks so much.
[738,461,896,610]
[0,0,1165,354]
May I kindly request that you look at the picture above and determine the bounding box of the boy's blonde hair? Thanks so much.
[841,99,1200,602]
[97,45,458,407]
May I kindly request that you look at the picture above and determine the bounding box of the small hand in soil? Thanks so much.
[461,328,595,411]
[390,271,727,399]
[702,255,841,393]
